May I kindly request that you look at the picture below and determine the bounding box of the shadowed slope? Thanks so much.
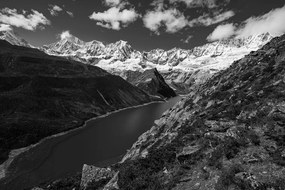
[0,40,153,165]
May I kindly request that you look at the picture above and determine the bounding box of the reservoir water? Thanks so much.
[0,96,181,190]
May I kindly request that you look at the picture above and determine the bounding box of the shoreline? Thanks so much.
[0,99,166,180]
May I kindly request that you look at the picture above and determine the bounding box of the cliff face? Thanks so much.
[0,40,152,165]
[116,35,285,189]
[124,68,177,99]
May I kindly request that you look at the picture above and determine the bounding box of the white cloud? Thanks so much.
[0,8,50,31]
[143,0,233,34]
[189,10,235,26]
[207,23,236,41]
[207,5,285,41]
[66,11,74,17]
[89,7,140,30]
[48,5,63,16]
[60,30,72,40]
[236,5,285,38]
[0,23,12,32]
[143,7,188,34]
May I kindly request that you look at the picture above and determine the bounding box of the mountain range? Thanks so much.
[0,30,273,94]
[40,32,273,93]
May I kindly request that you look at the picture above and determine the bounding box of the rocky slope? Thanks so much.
[114,34,285,189]
[42,33,273,94]
[0,31,31,47]
[116,68,176,99]
[0,40,154,165]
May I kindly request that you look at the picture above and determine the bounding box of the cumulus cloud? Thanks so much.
[207,5,285,41]
[207,23,236,41]
[60,30,72,40]
[189,10,235,26]
[0,23,12,32]
[48,5,63,16]
[236,5,285,38]
[0,8,50,31]
[143,3,233,34]
[143,7,188,34]
[89,7,140,30]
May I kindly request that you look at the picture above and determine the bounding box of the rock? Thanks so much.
[103,172,119,190]
[122,68,177,98]
[177,145,201,157]
[80,164,115,190]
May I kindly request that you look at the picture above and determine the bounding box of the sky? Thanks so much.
[0,0,285,51]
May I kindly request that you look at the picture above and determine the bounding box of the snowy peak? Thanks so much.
[105,40,137,60]
[41,32,273,72]
[42,37,141,61]
[63,34,85,46]
[42,34,86,54]
[0,30,31,47]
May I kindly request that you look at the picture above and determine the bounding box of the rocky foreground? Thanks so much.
[34,34,285,189]
[0,40,154,165]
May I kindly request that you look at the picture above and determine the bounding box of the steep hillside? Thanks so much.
[124,68,176,99]
[0,40,153,165]
[114,34,285,189]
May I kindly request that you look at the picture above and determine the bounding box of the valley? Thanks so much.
[0,39,155,166]
[0,10,285,189]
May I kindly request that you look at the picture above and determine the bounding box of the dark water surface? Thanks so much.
[0,97,181,190]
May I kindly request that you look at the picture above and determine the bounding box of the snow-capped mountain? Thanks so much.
[0,31,272,94]
[40,32,272,93]
[42,36,141,61]
[0,30,31,47]
[42,33,272,70]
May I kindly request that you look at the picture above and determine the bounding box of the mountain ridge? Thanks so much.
[40,32,273,94]
[0,31,274,95]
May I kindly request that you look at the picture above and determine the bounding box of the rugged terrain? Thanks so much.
[42,33,273,94]
[118,68,176,99]
[0,40,153,165]
[36,33,285,190]
[0,31,31,48]
[114,34,285,189]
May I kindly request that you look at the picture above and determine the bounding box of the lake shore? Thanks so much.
[0,100,166,181]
